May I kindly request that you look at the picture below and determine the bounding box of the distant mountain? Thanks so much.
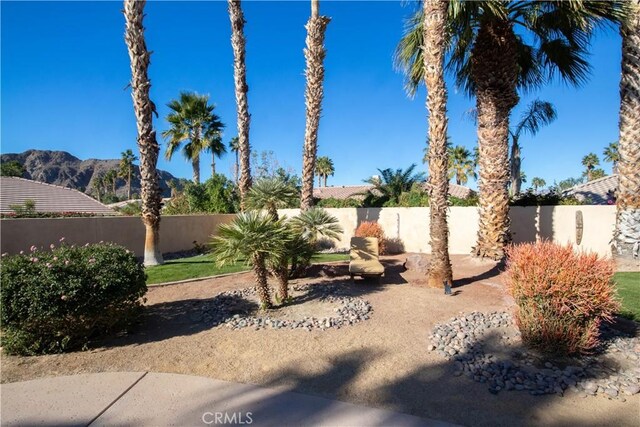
[0,150,184,199]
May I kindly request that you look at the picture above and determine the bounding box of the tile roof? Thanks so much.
[565,174,618,205]
[312,183,473,200]
[0,177,116,214]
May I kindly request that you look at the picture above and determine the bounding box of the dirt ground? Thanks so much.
[2,255,638,427]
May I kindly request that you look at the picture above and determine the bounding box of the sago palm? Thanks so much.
[396,1,625,259]
[211,211,288,309]
[616,0,640,260]
[228,0,252,210]
[448,145,476,185]
[582,153,600,182]
[300,0,331,211]
[162,92,225,184]
[123,0,163,265]
[245,177,299,220]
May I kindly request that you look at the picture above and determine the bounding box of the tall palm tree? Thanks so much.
[448,145,476,185]
[396,1,624,260]
[124,0,163,266]
[228,0,252,211]
[229,136,240,184]
[211,212,288,309]
[531,177,546,193]
[616,0,640,261]
[582,153,600,182]
[364,164,425,205]
[509,100,556,195]
[104,169,118,195]
[603,141,620,174]
[119,149,138,200]
[162,92,225,184]
[315,156,334,187]
[300,0,330,211]
[422,0,453,289]
[92,172,104,202]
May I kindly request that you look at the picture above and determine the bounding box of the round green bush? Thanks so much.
[1,242,147,355]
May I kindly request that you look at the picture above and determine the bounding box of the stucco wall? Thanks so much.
[1,207,616,258]
[280,206,616,256]
[0,215,235,257]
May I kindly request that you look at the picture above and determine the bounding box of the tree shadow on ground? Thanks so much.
[453,261,504,288]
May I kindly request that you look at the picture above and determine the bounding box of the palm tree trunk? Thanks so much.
[274,262,289,302]
[318,174,321,187]
[252,254,272,309]
[616,0,640,261]
[124,0,163,266]
[228,0,252,211]
[300,0,330,211]
[324,175,327,187]
[234,152,239,184]
[471,19,519,260]
[211,153,216,177]
[127,167,132,200]
[192,154,200,184]
[423,0,453,288]
[510,137,522,196]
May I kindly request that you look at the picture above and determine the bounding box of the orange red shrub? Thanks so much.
[354,221,387,255]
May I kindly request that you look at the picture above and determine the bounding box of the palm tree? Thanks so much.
[582,153,600,182]
[124,0,163,266]
[615,0,640,260]
[162,92,225,184]
[104,169,118,196]
[396,2,625,260]
[315,156,334,187]
[448,145,476,185]
[364,164,425,205]
[211,212,288,309]
[509,100,557,195]
[603,141,620,174]
[290,207,343,245]
[300,0,331,211]
[229,136,240,184]
[92,172,105,202]
[531,177,546,193]
[245,178,298,220]
[119,149,138,200]
[228,0,252,211]
[421,0,452,289]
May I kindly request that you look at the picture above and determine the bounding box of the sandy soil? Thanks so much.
[2,255,638,427]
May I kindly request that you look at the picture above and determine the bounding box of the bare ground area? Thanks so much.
[2,255,639,427]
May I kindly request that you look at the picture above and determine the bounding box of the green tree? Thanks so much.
[603,141,620,174]
[315,156,335,187]
[448,145,476,185]
[92,172,105,202]
[119,149,138,200]
[229,136,240,184]
[104,169,119,196]
[582,153,601,181]
[211,212,288,309]
[163,92,225,184]
[0,161,25,177]
[364,164,425,206]
[531,177,546,193]
[395,1,625,259]
[246,177,299,220]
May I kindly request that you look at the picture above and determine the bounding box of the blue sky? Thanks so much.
[1,1,622,189]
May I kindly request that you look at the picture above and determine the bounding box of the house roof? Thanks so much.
[312,183,473,201]
[0,177,116,214]
[564,174,617,205]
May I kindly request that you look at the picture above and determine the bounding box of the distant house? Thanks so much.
[564,174,618,205]
[0,177,116,215]
[312,183,473,201]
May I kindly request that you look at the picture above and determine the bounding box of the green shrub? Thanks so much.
[1,242,147,355]
[317,197,362,208]
[505,241,619,355]
[450,193,479,206]
[510,190,583,206]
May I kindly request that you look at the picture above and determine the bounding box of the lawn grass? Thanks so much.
[615,272,640,321]
[145,252,348,285]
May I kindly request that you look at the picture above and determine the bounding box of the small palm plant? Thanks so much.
[246,177,299,220]
[211,211,288,309]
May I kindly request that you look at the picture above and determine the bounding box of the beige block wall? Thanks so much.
[279,206,616,256]
[0,215,235,257]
